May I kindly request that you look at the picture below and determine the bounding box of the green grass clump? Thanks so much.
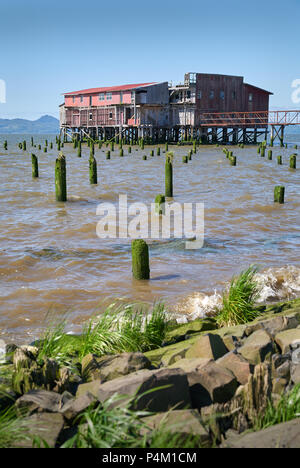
[255,384,300,431]
[0,403,30,448]
[37,302,168,364]
[216,266,261,327]
[62,394,201,449]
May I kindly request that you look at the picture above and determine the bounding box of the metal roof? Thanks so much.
[63,83,157,96]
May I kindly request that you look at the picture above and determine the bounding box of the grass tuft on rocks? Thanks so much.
[216,266,261,327]
[0,402,30,448]
[37,302,169,364]
[62,394,200,448]
[255,384,300,431]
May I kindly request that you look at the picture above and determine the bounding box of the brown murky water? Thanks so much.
[0,134,300,343]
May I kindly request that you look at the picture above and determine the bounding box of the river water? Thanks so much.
[0,134,299,343]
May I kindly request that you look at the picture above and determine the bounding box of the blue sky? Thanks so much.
[1,0,299,120]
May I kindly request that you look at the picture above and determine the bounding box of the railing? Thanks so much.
[199,110,300,127]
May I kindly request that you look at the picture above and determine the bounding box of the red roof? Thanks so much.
[64,83,156,96]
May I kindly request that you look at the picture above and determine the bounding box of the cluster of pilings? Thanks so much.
[5,133,298,281]
[60,125,271,146]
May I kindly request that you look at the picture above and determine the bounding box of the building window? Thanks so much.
[186,90,191,99]
[120,92,123,104]
[80,96,83,103]
[197,90,202,99]
[106,92,112,101]
[72,96,75,104]
[220,90,225,100]
[99,93,105,101]
[210,90,214,99]
[89,113,93,120]
[189,73,196,84]
[109,112,113,119]
[232,91,236,100]
[249,93,253,102]
[89,96,92,106]
[131,91,135,104]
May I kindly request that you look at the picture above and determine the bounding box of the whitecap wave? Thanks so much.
[174,265,300,322]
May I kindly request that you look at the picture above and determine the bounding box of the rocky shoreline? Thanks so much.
[1,297,300,448]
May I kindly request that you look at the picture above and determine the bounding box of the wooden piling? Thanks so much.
[155,194,165,215]
[89,156,98,184]
[31,154,39,178]
[131,239,150,280]
[274,186,285,204]
[55,153,67,202]
[165,152,173,197]
[290,154,297,169]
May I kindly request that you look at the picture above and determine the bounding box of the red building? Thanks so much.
[60,72,272,143]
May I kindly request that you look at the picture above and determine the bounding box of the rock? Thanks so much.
[42,358,59,390]
[3,344,17,364]
[12,364,44,395]
[241,363,272,423]
[160,346,190,367]
[168,357,211,371]
[223,335,239,352]
[15,413,64,448]
[190,361,238,405]
[221,418,300,448]
[77,368,191,412]
[142,410,211,447]
[13,347,35,370]
[60,392,97,421]
[291,363,300,384]
[274,361,290,380]
[185,334,228,360]
[54,367,82,394]
[217,351,253,385]
[244,323,263,337]
[144,334,203,367]
[275,329,300,354]
[81,352,152,383]
[272,378,288,395]
[260,315,300,336]
[239,330,274,365]
[16,389,72,414]
[165,319,217,344]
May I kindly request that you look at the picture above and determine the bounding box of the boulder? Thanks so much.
[164,319,217,344]
[185,334,228,360]
[142,410,211,447]
[16,389,72,414]
[239,330,274,364]
[221,418,300,448]
[260,315,300,336]
[76,368,191,412]
[275,329,300,354]
[216,351,253,385]
[291,363,300,384]
[15,413,64,448]
[272,378,288,395]
[60,392,97,422]
[81,352,152,383]
[190,361,238,405]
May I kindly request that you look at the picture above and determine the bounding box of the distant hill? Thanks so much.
[0,115,59,134]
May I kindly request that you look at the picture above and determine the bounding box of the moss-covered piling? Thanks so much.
[55,153,67,202]
[131,239,150,280]
[31,154,39,178]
